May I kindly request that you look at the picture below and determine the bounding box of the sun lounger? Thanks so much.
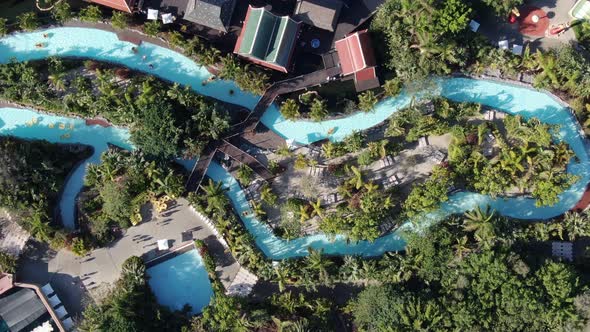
[41,283,55,297]
[157,239,169,251]
[54,305,68,319]
[62,317,74,331]
[48,294,61,308]
[498,40,509,50]
[418,136,429,148]
[147,9,159,20]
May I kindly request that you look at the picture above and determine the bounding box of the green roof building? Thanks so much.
[234,6,301,73]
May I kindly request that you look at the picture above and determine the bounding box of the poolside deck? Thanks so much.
[17,198,240,315]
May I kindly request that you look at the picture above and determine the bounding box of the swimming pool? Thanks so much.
[0,27,588,258]
[146,249,213,314]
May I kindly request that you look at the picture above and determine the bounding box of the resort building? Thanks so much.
[183,0,237,32]
[293,0,343,32]
[87,0,137,13]
[0,275,69,332]
[335,29,380,91]
[234,6,301,73]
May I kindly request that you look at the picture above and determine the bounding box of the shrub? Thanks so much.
[357,150,374,166]
[310,99,328,122]
[0,18,7,37]
[144,20,161,37]
[71,238,90,257]
[236,164,254,186]
[294,154,308,170]
[280,99,300,121]
[358,90,379,113]
[52,1,72,23]
[383,78,402,97]
[0,252,16,274]
[111,11,129,29]
[79,5,103,23]
[17,12,38,31]
[168,31,185,48]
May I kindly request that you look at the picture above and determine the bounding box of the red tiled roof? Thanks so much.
[573,185,590,212]
[335,29,376,76]
[88,0,133,13]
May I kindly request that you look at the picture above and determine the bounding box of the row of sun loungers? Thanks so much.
[380,155,395,169]
[309,166,326,177]
[382,174,402,190]
[41,283,74,331]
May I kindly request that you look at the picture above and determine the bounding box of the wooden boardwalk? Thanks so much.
[186,64,342,192]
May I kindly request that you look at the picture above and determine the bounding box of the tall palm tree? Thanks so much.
[202,179,229,213]
[299,205,311,223]
[563,212,590,241]
[463,206,496,245]
[348,166,364,190]
[250,200,266,218]
[26,211,52,242]
[453,235,471,259]
[274,266,288,293]
[535,50,560,87]
[364,182,379,194]
[260,185,278,205]
[310,198,324,219]
[48,71,67,91]
[305,247,333,284]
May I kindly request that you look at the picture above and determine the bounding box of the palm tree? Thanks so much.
[310,198,324,219]
[453,235,471,258]
[299,205,310,222]
[535,50,560,87]
[348,166,364,190]
[260,185,278,205]
[274,266,288,293]
[322,141,336,158]
[563,212,590,241]
[202,179,228,213]
[463,206,496,245]
[250,200,266,218]
[364,181,379,194]
[305,247,333,284]
[48,71,67,91]
[26,211,52,242]
[271,317,294,332]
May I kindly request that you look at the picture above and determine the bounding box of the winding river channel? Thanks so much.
[1,27,588,258]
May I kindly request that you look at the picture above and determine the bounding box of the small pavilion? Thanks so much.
[234,6,301,73]
[183,0,237,32]
[335,29,379,91]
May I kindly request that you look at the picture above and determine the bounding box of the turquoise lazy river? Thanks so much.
[0,28,589,257]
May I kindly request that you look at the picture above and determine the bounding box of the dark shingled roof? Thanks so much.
[293,0,342,32]
[183,0,237,32]
[0,288,50,332]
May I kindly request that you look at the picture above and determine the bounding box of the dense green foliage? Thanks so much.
[79,256,190,331]
[0,59,230,159]
[0,136,90,247]
[449,115,577,206]
[348,209,590,331]
[371,0,473,81]
[0,251,17,274]
[404,166,453,217]
[82,150,184,246]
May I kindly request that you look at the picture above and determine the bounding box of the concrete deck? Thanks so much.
[17,198,239,318]
[478,0,577,51]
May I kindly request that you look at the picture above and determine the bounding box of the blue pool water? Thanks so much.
[0,107,131,229]
[0,28,588,257]
[146,249,213,314]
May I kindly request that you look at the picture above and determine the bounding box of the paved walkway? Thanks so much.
[478,0,576,51]
[17,198,239,317]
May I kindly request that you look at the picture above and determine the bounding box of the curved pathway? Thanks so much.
[0,28,589,258]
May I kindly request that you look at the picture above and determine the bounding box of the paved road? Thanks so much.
[17,198,239,318]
